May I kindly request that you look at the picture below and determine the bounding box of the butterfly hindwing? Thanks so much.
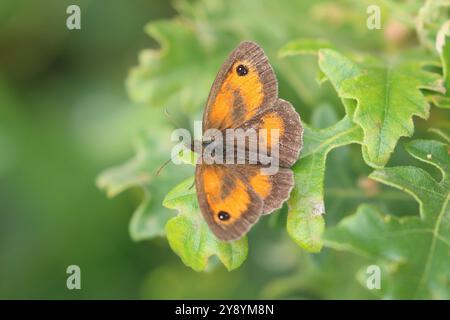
[195,164,295,240]
[203,41,277,131]
[195,164,263,241]
[232,165,295,215]
[237,99,303,168]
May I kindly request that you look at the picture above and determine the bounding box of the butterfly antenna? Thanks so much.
[164,106,183,128]
[155,157,173,177]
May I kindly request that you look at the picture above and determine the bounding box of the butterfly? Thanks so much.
[193,41,303,241]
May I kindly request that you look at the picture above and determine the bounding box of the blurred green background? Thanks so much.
[0,0,447,299]
[0,0,179,299]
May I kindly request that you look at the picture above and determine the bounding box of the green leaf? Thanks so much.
[429,127,450,143]
[96,110,192,241]
[163,176,248,272]
[434,22,450,108]
[287,116,363,252]
[416,0,450,51]
[324,139,450,299]
[340,59,445,168]
[126,19,222,113]
[278,38,333,57]
[279,47,363,110]
[287,47,446,168]
[318,49,361,93]
[404,139,449,187]
[317,49,361,116]
[96,137,152,199]
[441,37,450,99]
[127,0,387,112]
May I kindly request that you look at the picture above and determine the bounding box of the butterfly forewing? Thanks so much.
[202,41,278,131]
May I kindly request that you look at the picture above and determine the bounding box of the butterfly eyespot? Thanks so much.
[217,211,230,221]
[236,64,248,76]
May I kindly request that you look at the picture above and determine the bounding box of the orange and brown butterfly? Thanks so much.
[193,41,303,241]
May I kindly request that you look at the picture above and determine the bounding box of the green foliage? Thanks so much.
[159,151,248,271]
[435,23,450,108]
[164,176,248,272]
[96,0,450,298]
[96,110,191,240]
[416,0,450,51]
[278,38,333,57]
[290,46,445,168]
[280,38,446,254]
[341,58,444,167]
[287,117,363,252]
[126,19,222,114]
[100,0,379,270]
[125,0,381,110]
[325,139,450,299]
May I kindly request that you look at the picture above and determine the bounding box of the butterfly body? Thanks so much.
[194,41,303,241]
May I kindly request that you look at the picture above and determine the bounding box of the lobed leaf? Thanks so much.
[163,176,248,272]
[317,49,361,115]
[126,19,221,114]
[416,0,450,51]
[325,139,450,299]
[96,110,192,241]
[287,116,363,252]
[278,38,333,57]
[341,59,445,168]
[284,46,446,168]
[434,23,450,108]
